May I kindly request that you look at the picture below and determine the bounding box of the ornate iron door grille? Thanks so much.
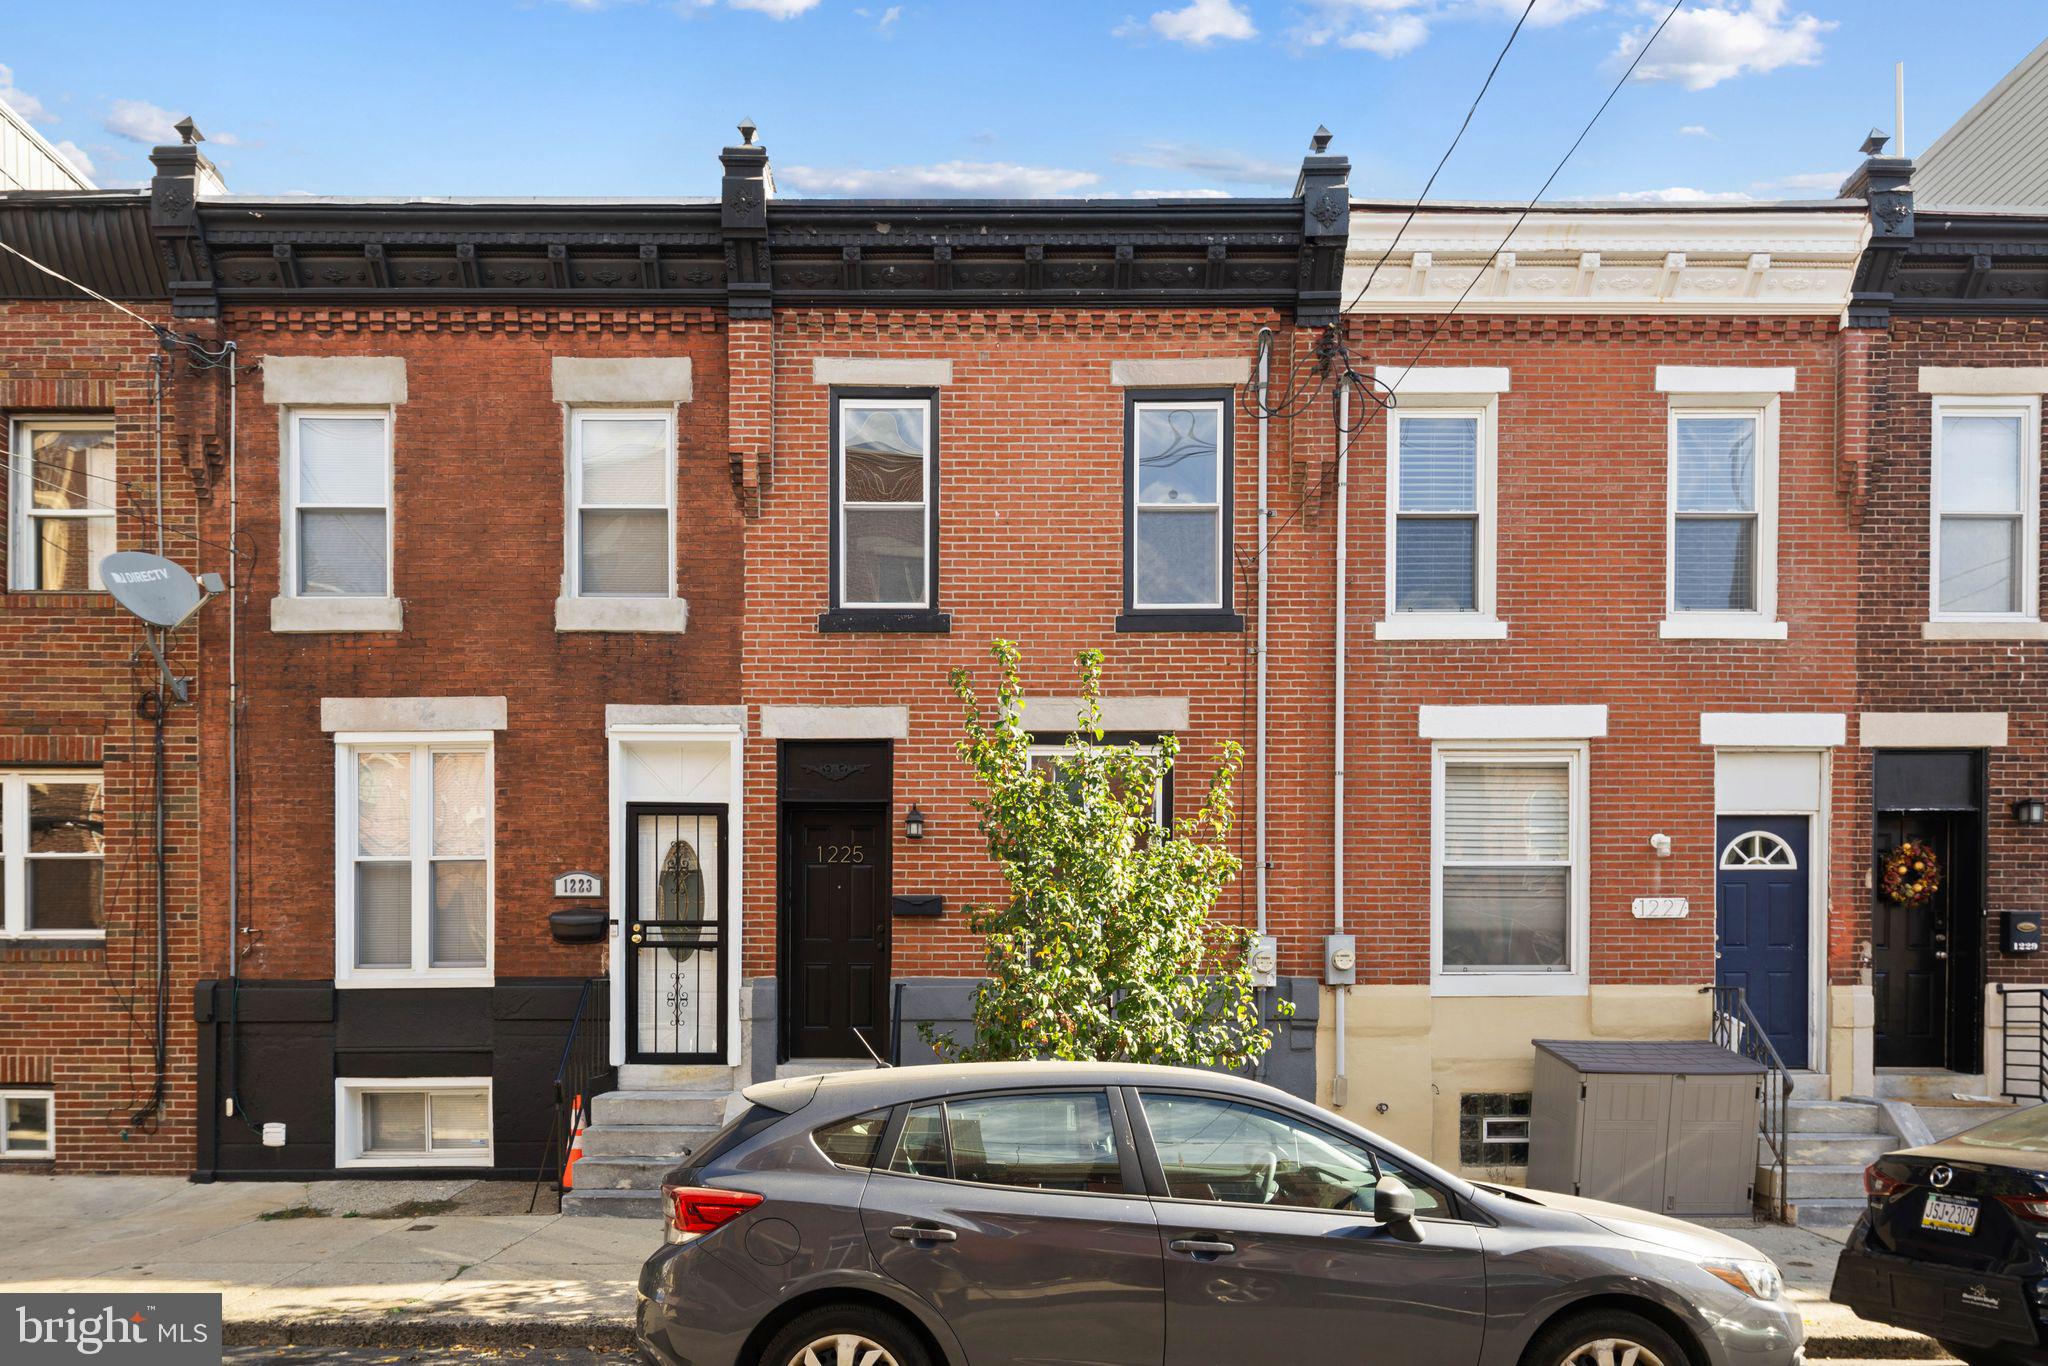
[624,803,727,1064]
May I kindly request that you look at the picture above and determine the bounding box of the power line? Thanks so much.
[2,442,246,562]
[1343,0,1539,315]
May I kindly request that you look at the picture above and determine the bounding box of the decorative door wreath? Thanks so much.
[1880,840,1942,909]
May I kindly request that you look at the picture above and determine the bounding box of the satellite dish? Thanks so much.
[100,552,207,630]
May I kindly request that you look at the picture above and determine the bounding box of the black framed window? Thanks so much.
[1120,390,1241,632]
[821,388,948,633]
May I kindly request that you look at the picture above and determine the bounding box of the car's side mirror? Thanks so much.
[1374,1175,1416,1226]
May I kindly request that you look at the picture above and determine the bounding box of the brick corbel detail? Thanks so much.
[728,314,774,518]
[1837,326,1885,525]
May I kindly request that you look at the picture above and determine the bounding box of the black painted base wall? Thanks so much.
[193,978,591,1181]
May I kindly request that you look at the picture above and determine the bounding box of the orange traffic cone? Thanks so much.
[561,1094,588,1192]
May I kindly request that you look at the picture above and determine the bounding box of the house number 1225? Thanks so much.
[817,845,866,864]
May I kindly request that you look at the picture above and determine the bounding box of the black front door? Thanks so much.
[785,806,890,1059]
[1873,812,1969,1069]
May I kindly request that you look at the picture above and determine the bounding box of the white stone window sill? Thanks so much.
[1431,975,1588,998]
[1374,614,1508,641]
[555,596,690,634]
[335,971,494,990]
[1921,618,2048,641]
[271,595,404,634]
[1659,616,1788,640]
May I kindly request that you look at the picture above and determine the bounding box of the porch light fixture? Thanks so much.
[904,803,926,840]
[2013,798,2046,827]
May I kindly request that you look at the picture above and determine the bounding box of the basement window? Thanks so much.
[8,419,117,592]
[336,1079,492,1168]
[0,771,106,938]
[1458,1092,1531,1168]
[0,1089,53,1159]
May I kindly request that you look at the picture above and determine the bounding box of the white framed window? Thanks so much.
[1028,739,1169,826]
[286,409,393,599]
[8,418,116,592]
[1431,743,1588,996]
[0,770,105,938]
[1381,401,1503,638]
[0,1089,53,1158]
[1127,395,1228,613]
[834,395,934,610]
[1661,397,1783,639]
[567,409,676,599]
[1929,395,2041,623]
[335,1077,492,1168]
[333,736,492,987]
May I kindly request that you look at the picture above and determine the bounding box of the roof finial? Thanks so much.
[1310,125,1333,154]
[1860,127,1890,157]
[738,118,758,147]
[175,116,204,146]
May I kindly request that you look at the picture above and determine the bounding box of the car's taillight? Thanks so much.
[1864,1164,1908,1199]
[1999,1194,2048,1224]
[663,1184,762,1242]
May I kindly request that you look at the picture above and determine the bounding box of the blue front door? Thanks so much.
[1716,816,1811,1068]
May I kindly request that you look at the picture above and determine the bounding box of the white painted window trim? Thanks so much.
[836,395,934,610]
[1430,741,1590,997]
[1927,394,2042,626]
[282,406,396,602]
[1662,393,1783,639]
[333,735,494,989]
[563,407,678,601]
[0,1088,54,1159]
[8,416,117,592]
[1380,396,1503,638]
[1130,395,1229,612]
[334,1076,494,1169]
[1028,741,1168,825]
[0,769,106,940]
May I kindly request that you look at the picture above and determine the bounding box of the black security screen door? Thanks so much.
[625,803,727,1063]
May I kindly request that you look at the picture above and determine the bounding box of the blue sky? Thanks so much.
[1,1,2042,202]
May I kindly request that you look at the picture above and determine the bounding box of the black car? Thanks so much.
[1832,1101,2048,1365]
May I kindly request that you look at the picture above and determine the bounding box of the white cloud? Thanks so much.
[1478,0,1603,22]
[0,64,53,125]
[778,160,1103,197]
[729,0,822,16]
[1618,0,1831,91]
[1292,0,1602,58]
[1350,12,1430,55]
[1113,140,1293,189]
[1603,185,1753,203]
[1679,124,1713,137]
[1750,168,1850,195]
[876,4,901,28]
[1131,188,1236,198]
[103,99,242,147]
[51,140,95,178]
[1144,0,1257,45]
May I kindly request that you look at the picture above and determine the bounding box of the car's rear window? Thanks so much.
[1952,1102,2048,1154]
[680,1103,783,1175]
[814,1110,890,1168]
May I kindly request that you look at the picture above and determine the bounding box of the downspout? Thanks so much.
[224,343,244,1129]
[1255,330,1271,940]
[1331,370,1352,1109]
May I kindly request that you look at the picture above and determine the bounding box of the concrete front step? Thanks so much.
[1788,1196,1870,1227]
[1786,1132,1896,1166]
[566,1153,691,1191]
[1875,1070,1991,1103]
[1917,1101,2020,1142]
[591,1089,730,1128]
[1787,1099,1884,1134]
[561,1187,668,1219]
[579,1123,719,1159]
[1783,1163,1871,1201]
[619,1063,741,1090]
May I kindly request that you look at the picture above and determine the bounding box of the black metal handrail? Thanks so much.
[1998,985,2047,1103]
[529,977,615,1213]
[1705,985,1795,1223]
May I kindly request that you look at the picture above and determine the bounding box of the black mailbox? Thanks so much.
[892,895,944,918]
[2004,912,2042,955]
[548,909,610,944]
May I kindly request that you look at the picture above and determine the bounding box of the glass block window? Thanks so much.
[836,397,933,609]
[1458,1092,1531,1167]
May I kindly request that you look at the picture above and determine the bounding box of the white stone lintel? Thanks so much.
[321,696,507,733]
[1655,366,1797,394]
[551,357,693,405]
[554,596,689,634]
[1859,711,2009,749]
[1699,712,1846,748]
[1419,704,1607,741]
[1110,358,1251,389]
[1918,366,2048,396]
[605,704,747,729]
[758,704,909,740]
[1019,696,1190,735]
[270,595,404,634]
[813,358,952,388]
[263,356,407,406]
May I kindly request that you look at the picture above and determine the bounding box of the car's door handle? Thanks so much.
[1169,1238,1238,1257]
[890,1224,958,1243]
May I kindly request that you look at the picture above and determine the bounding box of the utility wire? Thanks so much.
[2,442,247,562]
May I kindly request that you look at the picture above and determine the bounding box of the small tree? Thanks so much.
[925,639,1283,1069]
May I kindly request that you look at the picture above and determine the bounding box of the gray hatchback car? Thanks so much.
[635,1062,1801,1366]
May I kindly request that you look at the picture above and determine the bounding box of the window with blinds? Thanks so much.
[1932,399,2038,619]
[1672,414,1759,613]
[290,411,391,598]
[570,410,674,598]
[343,1081,492,1165]
[1393,413,1481,613]
[343,741,491,982]
[1438,758,1575,975]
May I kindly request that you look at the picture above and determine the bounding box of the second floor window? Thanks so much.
[1672,412,1761,613]
[1390,409,1486,614]
[338,741,491,983]
[0,771,105,938]
[1127,395,1228,613]
[289,410,392,598]
[1932,396,2040,620]
[568,410,674,598]
[834,395,934,610]
[9,419,115,592]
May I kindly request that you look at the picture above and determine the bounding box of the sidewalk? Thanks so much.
[0,1175,1948,1357]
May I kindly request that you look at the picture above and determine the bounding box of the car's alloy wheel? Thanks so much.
[787,1335,899,1366]
[1557,1337,1669,1366]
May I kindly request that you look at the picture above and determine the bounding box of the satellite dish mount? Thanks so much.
[99,551,222,704]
